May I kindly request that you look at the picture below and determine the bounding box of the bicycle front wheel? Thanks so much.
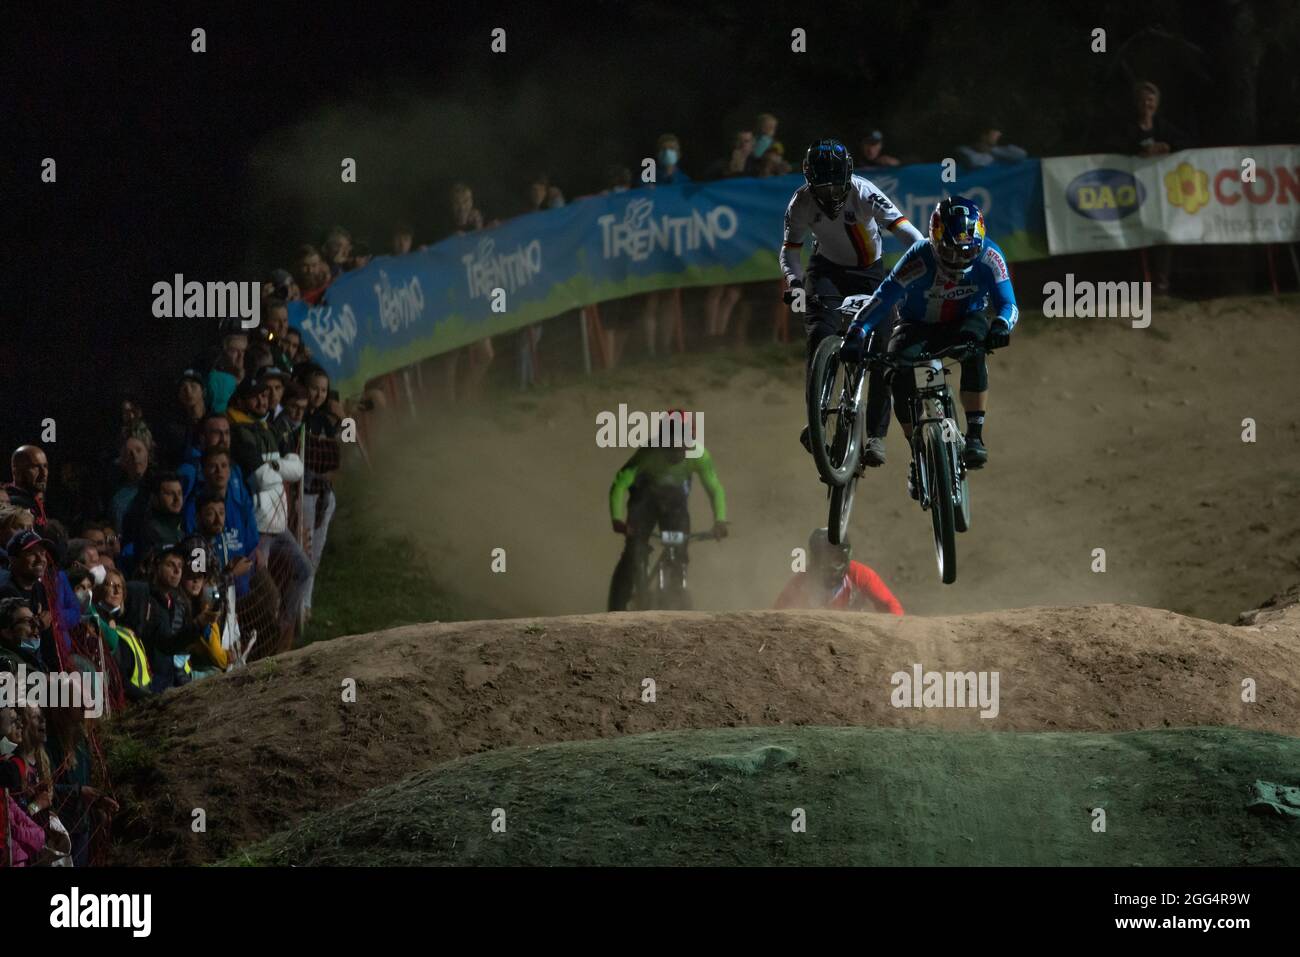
[807,335,861,486]
[922,422,958,584]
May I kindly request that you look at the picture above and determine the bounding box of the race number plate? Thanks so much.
[913,362,945,390]
[660,530,687,545]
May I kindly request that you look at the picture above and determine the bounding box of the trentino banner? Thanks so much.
[289,160,1046,395]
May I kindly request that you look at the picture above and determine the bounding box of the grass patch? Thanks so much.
[225,726,1300,867]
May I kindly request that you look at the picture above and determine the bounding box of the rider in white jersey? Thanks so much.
[781,139,923,467]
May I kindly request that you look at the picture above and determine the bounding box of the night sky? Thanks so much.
[7,0,1298,466]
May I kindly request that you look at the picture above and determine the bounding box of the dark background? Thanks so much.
[5,0,1299,474]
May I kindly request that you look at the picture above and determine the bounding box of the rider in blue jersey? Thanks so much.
[839,196,1017,473]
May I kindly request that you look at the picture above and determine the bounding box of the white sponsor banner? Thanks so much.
[1043,145,1300,254]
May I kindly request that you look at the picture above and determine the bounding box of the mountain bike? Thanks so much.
[631,529,721,610]
[808,320,984,582]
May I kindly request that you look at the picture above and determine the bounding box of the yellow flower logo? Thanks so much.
[1164,162,1210,214]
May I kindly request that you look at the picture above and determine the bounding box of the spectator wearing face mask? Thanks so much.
[654,133,690,185]
[0,597,43,676]
[5,445,51,529]
[62,540,108,590]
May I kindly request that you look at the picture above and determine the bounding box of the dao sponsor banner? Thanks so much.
[1043,145,1300,254]
[291,160,1045,396]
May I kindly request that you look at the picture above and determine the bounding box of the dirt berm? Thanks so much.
[105,600,1299,864]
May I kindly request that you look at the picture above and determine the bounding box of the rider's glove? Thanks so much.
[781,279,803,305]
[985,319,1011,350]
[712,520,729,540]
[612,519,629,536]
[839,324,868,364]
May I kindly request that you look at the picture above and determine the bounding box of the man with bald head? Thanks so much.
[5,445,49,528]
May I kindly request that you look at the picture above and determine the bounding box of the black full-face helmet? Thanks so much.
[802,139,853,217]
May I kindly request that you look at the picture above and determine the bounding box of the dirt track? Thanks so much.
[361,296,1300,623]
[107,599,1299,864]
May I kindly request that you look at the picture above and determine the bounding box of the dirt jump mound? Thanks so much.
[106,600,1300,864]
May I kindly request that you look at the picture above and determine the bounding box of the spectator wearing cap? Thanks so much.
[206,331,247,414]
[259,365,290,424]
[228,375,312,651]
[957,123,1028,169]
[0,530,76,671]
[5,445,50,529]
[858,129,901,168]
[262,268,300,303]
[158,369,208,470]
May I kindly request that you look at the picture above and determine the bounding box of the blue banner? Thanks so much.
[290,160,1045,395]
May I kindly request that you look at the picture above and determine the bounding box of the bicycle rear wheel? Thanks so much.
[806,335,861,486]
[922,422,958,584]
